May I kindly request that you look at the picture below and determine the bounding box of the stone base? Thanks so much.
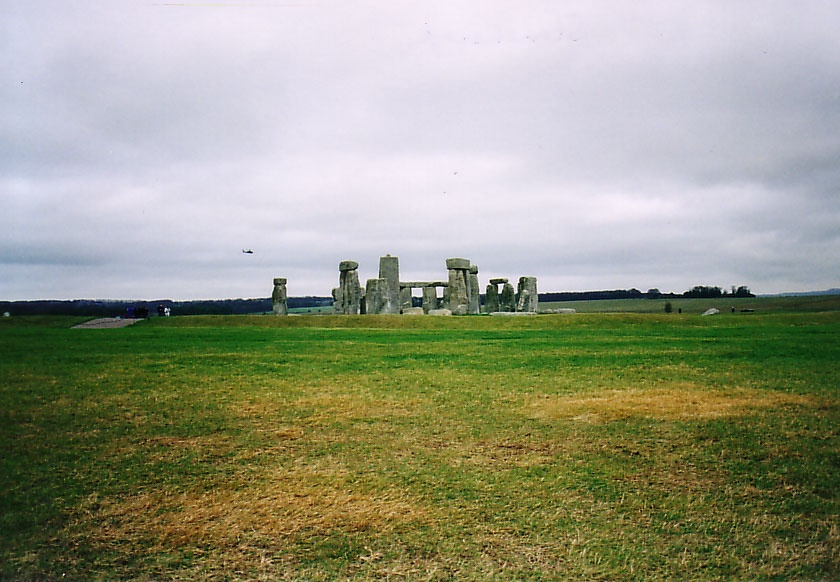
[428,309,453,316]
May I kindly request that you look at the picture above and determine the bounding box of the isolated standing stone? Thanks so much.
[271,277,288,315]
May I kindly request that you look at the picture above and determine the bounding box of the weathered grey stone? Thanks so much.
[499,282,516,312]
[484,283,499,313]
[444,265,469,315]
[467,265,480,315]
[378,255,401,315]
[442,258,478,315]
[271,277,288,315]
[489,277,508,285]
[338,262,362,314]
[332,287,343,314]
[428,308,453,316]
[365,278,386,315]
[399,287,413,312]
[516,276,539,313]
[422,286,438,313]
[445,257,471,270]
[402,307,424,315]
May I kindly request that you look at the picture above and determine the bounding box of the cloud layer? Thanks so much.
[3,1,839,299]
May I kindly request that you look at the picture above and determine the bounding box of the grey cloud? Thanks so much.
[2,1,838,300]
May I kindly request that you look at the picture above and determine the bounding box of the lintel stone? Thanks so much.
[445,257,471,270]
[399,281,449,288]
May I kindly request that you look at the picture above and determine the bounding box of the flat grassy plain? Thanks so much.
[1,307,839,580]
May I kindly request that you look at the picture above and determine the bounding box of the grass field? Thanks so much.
[540,293,840,314]
[1,307,839,580]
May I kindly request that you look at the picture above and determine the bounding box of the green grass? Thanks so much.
[540,293,840,314]
[1,312,838,580]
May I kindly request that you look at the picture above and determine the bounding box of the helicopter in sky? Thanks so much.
[242,249,254,254]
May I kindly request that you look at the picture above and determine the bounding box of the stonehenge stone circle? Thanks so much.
[323,255,538,316]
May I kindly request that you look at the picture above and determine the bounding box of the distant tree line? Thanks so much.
[2,286,754,316]
[0,297,333,317]
[682,285,754,298]
[539,285,753,302]
[539,289,647,302]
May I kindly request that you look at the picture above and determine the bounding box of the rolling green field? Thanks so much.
[1,309,839,580]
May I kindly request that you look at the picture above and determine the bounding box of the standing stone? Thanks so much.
[516,276,539,312]
[422,286,439,313]
[332,286,343,314]
[484,283,499,313]
[271,278,288,315]
[399,287,414,312]
[365,278,386,315]
[499,282,516,312]
[378,255,401,314]
[338,260,361,314]
[467,265,480,315]
[444,258,471,315]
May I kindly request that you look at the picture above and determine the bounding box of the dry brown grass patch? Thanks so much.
[72,464,431,567]
[531,384,818,422]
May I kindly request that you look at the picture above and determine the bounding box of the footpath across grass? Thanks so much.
[1,312,838,580]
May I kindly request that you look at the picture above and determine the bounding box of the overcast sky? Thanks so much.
[4,1,839,300]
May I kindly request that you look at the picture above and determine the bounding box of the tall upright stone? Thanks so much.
[365,278,386,315]
[331,286,343,315]
[271,278,288,315]
[499,281,516,312]
[378,255,401,314]
[399,287,414,312]
[484,282,500,313]
[444,258,471,315]
[467,265,480,315]
[516,276,539,313]
[422,286,439,313]
[338,260,361,315]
